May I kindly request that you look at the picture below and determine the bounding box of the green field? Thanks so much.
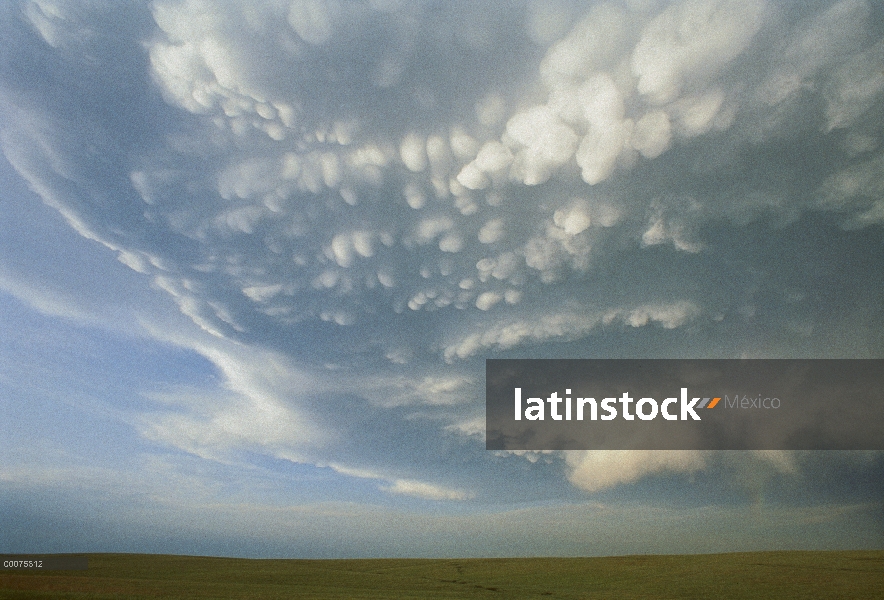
[2,551,882,599]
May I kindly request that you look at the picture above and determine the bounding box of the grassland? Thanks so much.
[1,550,882,599]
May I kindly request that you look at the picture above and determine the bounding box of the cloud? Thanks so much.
[565,450,707,493]
[7,450,879,557]
[130,325,322,461]
[328,464,474,501]
[2,0,883,508]
[443,301,700,361]
[6,0,881,364]
[564,450,815,494]
[631,0,766,104]
[817,153,884,227]
[382,479,474,501]
[0,268,97,324]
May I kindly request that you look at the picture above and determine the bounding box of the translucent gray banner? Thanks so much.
[486,359,884,450]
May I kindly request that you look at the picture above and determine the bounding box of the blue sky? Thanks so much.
[1,0,882,558]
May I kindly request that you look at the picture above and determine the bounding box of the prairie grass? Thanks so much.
[1,550,882,599]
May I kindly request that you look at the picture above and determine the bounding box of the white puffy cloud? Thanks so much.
[669,90,727,137]
[467,0,771,187]
[477,218,505,244]
[817,153,884,227]
[631,0,766,104]
[566,450,706,493]
[552,202,591,235]
[632,110,672,158]
[564,450,808,494]
[539,3,632,87]
[506,105,579,185]
[475,291,502,311]
[823,40,884,131]
[287,0,339,46]
[400,133,427,173]
[575,116,632,185]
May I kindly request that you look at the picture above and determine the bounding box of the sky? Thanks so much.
[0,0,882,559]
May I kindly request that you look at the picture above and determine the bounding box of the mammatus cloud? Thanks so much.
[10,0,882,352]
[461,0,764,187]
[134,0,884,359]
[1,0,883,501]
